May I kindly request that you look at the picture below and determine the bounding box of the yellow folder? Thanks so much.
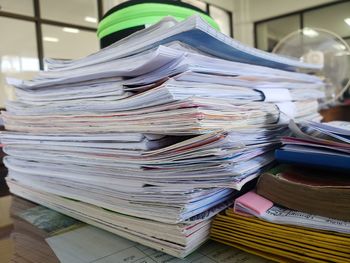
[210,210,350,263]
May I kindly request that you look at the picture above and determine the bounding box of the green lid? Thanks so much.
[98,3,220,39]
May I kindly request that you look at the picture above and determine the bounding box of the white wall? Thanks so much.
[206,0,339,46]
[204,0,234,11]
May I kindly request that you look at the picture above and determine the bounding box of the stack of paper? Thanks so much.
[211,191,350,263]
[1,15,325,258]
[3,44,324,133]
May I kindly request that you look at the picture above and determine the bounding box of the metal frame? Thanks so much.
[203,1,234,37]
[97,0,104,22]
[0,0,233,70]
[254,0,350,48]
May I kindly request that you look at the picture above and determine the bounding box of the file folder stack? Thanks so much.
[211,209,350,263]
[264,121,350,220]
[211,121,350,262]
[1,15,325,258]
[211,191,350,263]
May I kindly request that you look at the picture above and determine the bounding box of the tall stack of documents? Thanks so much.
[1,15,325,258]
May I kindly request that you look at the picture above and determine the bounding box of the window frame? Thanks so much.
[254,0,350,50]
[0,0,233,70]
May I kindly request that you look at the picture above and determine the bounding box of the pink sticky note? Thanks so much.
[234,191,273,217]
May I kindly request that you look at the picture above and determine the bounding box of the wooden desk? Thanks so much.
[0,196,60,263]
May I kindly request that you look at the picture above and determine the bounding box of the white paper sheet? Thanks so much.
[46,225,270,263]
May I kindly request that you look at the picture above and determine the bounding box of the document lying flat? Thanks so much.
[47,226,270,263]
[233,191,350,234]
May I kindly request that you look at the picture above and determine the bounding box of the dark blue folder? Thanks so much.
[275,149,350,171]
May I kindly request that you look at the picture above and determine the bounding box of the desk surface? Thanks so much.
[0,195,60,263]
[0,194,272,263]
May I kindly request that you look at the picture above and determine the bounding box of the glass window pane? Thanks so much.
[0,17,39,107]
[40,0,98,27]
[0,17,39,72]
[209,5,231,36]
[304,2,350,39]
[181,0,207,12]
[0,0,34,16]
[256,15,300,51]
[42,24,99,60]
